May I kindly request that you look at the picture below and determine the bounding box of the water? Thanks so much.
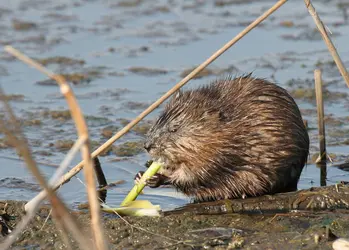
[0,0,349,210]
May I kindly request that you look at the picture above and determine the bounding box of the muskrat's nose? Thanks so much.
[144,141,153,152]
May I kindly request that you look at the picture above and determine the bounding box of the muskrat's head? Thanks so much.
[144,89,227,181]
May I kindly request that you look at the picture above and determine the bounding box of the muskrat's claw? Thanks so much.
[134,171,167,188]
[134,171,145,185]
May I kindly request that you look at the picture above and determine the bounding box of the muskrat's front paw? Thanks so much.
[145,174,163,188]
[134,171,163,188]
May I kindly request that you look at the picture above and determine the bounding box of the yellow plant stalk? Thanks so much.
[100,161,163,217]
[101,200,161,217]
[121,161,162,206]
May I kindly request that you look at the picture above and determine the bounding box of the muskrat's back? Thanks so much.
[142,75,309,202]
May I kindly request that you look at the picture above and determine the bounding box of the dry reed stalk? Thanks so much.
[93,157,108,188]
[314,69,326,161]
[304,0,349,87]
[0,89,91,250]
[93,157,108,203]
[50,136,88,186]
[25,136,87,213]
[4,46,107,250]
[314,69,327,186]
[25,0,288,206]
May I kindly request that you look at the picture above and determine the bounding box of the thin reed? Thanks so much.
[314,69,326,162]
[314,69,327,186]
[305,0,349,87]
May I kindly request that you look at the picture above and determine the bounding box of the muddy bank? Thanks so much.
[0,199,348,249]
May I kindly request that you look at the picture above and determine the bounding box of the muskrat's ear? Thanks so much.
[219,111,228,121]
[202,110,228,121]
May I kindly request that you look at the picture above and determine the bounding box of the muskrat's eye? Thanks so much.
[168,124,179,133]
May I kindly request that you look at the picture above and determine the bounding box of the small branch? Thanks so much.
[93,157,108,203]
[24,0,289,208]
[304,0,349,88]
[93,157,107,188]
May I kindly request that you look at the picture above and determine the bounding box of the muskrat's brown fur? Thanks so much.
[140,75,309,202]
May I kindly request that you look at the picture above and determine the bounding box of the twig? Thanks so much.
[304,0,349,87]
[93,157,108,203]
[93,157,107,188]
[4,46,107,250]
[25,0,288,206]
[39,208,52,231]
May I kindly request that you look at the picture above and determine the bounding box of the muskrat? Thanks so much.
[136,75,309,202]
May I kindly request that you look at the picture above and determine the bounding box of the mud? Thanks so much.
[1,200,349,249]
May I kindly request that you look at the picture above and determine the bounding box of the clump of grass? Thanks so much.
[42,110,71,121]
[113,141,144,157]
[12,19,37,31]
[128,66,168,76]
[36,56,85,66]
[101,125,119,139]
[54,140,75,152]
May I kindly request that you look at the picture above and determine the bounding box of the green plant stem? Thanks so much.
[121,161,162,206]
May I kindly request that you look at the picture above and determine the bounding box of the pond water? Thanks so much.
[0,0,349,210]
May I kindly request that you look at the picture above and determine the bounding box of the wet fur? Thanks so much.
[144,75,309,202]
